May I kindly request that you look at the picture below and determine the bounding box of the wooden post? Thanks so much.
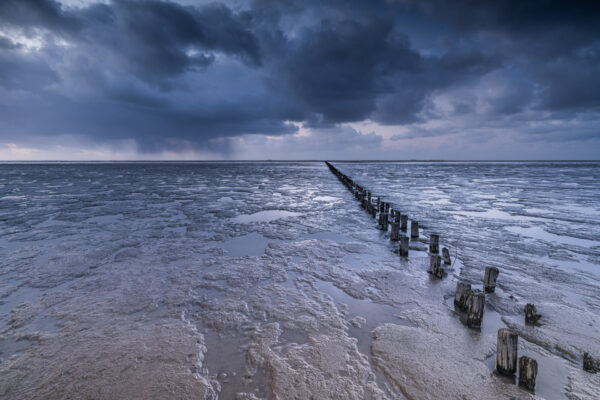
[410,221,419,238]
[519,356,538,391]
[496,329,518,375]
[400,214,408,232]
[429,234,439,254]
[524,304,541,325]
[442,247,451,264]
[381,212,389,231]
[454,282,471,310]
[390,221,400,241]
[399,236,409,257]
[429,255,442,278]
[466,291,485,328]
[583,353,600,373]
[484,267,499,293]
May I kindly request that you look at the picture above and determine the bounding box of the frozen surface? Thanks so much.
[0,161,599,399]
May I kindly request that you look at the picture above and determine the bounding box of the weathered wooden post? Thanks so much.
[399,236,409,257]
[442,247,451,264]
[429,255,442,278]
[368,192,371,204]
[466,291,485,328]
[484,267,499,293]
[519,356,538,391]
[410,221,419,238]
[583,353,600,373]
[496,329,518,375]
[390,220,400,241]
[524,304,541,325]
[429,234,439,254]
[400,214,408,232]
[381,211,389,231]
[454,281,471,310]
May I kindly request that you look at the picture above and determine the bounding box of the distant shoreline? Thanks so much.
[1,160,599,164]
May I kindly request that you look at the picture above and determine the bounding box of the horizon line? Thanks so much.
[1,159,600,163]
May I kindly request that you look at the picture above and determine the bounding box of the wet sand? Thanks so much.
[1,162,599,399]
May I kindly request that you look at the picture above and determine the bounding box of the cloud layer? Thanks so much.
[0,0,599,159]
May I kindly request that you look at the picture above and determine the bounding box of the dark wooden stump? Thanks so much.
[496,329,518,375]
[583,352,600,373]
[484,266,499,293]
[524,304,542,325]
[381,213,389,231]
[378,203,385,227]
[519,356,538,391]
[442,247,451,264]
[400,214,408,232]
[466,291,485,328]
[410,221,419,238]
[429,234,439,254]
[390,221,400,241]
[429,255,442,278]
[399,236,409,257]
[454,282,472,310]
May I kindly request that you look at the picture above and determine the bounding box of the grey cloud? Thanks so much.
[0,0,599,156]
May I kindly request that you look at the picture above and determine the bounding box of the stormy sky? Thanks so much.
[0,0,599,160]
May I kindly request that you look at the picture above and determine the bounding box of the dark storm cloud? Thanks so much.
[276,17,420,123]
[0,35,20,50]
[416,0,600,112]
[0,40,59,90]
[0,0,80,34]
[0,0,599,154]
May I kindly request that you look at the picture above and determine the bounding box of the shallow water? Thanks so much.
[0,162,599,399]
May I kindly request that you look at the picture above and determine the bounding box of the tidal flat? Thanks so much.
[1,161,599,399]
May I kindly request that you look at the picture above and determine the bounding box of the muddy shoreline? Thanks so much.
[1,162,599,399]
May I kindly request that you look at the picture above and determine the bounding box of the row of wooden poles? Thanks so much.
[325,161,542,390]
